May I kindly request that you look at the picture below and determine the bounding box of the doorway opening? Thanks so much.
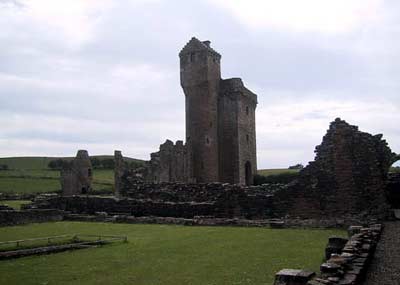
[245,161,252,186]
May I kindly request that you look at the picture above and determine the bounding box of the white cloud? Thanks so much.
[1,0,111,49]
[211,0,383,34]
[256,98,400,168]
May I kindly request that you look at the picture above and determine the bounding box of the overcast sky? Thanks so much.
[0,0,399,168]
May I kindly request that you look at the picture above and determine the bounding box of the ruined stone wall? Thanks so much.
[33,183,275,219]
[61,150,93,196]
[114,118,396,220]
[114,150,124,198]
[0,209,64,226]
[144,140,189,183]
[282,118,397,218]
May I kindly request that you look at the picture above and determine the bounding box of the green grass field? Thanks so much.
[0,177,61,193]
[0,222,344,285]
[0,200,31,210]
[0,171,113,194]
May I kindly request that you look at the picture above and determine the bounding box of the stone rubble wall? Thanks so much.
[275,119,397,219]
[27,190,275,219]
[0,209,65,226]
[145,140,191,183]
[273,224,383,285]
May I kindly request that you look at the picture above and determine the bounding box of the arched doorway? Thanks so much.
[245,161,252,186]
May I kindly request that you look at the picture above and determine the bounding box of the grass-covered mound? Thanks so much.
[0,222,345,285]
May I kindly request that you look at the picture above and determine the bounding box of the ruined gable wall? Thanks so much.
[61,150,93,196]
[285,118,397,218]
[137,140,190,184]
[60,168,79,196]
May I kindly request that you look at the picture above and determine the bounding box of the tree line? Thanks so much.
[48,158,142,170]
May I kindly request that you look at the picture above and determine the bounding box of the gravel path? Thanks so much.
[364,221,400,285]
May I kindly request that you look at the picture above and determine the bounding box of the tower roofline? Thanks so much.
[179,37,221,58]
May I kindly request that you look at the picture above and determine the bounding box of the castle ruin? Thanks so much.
[61,150,93,196]
[146,37,257,185]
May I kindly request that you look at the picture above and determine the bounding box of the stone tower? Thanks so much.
[179,37,257,185]
[180,38,221,182]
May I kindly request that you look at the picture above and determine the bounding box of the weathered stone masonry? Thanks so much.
[145,37,257,185]
[61,150,93,196]
[114,118,397,220]
[276,118,397,219]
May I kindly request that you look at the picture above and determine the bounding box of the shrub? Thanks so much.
[0,164,9,170]
[48,159,70,170]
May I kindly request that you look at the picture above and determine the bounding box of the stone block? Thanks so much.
[274,269,316,285]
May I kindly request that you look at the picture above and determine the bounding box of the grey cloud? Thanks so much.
[0,1,399,168]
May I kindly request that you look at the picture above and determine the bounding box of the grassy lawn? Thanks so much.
[0,222,345,285]
[0,177,60,193]
[0,169,60,178]
[257,168,300,176]
[0,169,114,194]
[0,200,32,210]
[0,157,57,170]
[92,169,114,184]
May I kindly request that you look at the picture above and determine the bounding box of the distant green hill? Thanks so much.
[0,155,145,170]
[257,168,299,176]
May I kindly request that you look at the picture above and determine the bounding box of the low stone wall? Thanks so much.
[0,193,36,201]
[0,209,65,226]
[273,224,383,285]
[63,212,373,230]
[27,192,276,219]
